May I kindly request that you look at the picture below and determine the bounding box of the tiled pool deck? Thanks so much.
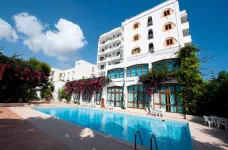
[1,105,228,150]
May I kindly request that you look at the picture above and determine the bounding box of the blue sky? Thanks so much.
[0,0,227,78]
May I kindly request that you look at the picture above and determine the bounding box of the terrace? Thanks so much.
[1,104,227,150]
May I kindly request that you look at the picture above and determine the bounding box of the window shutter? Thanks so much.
[131,49,134,55]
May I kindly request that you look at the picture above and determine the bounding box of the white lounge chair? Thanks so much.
[203,116,217,127]
[91,103,96,108]
[159,108,166,117]
[150,108,159,116]
[105,104,113,110]
[145,107,150,114]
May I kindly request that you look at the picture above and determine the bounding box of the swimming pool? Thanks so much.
[34,107,193,150]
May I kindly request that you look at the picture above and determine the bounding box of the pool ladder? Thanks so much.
[150,134,158,150]
[134,131,158,150]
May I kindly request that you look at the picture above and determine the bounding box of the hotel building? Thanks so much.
[96,0,191,113]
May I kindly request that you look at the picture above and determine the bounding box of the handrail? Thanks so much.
[150,134,158,150]
[134,130,143,150]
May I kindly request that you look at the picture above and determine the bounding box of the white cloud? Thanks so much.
[13,12,87,61]
[0,19,18,42]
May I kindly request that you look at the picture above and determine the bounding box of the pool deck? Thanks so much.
[3,105,228,150]
[8,107,146,150]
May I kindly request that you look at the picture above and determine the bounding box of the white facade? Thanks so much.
[96,0,191,111]
[50,60,96,100]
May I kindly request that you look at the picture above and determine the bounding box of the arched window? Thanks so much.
[148,16,153,26]
[133,22,140,29]
[163,22,176,31]
[131,47,141,55]
[164,37,177,47]
[149,43,154,53]
[148,29,153,39]
[133,34,140,41]
[162,8,174,17]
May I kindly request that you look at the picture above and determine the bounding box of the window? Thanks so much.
[127,64,148,77]
[148,29,153,39]
[73,92,80,104]
[131,47,141,55]
[133,34,140,41]
[101,65,105,70]
[100,57,104,61]
[107,87,123,107]
[117,52,120,56]
[165,23,172,30]
[82,91,92,103]
[133,22,140,29]
[166,38,173,46]
[128,85,150,109]
[72,71,74,80]
[164,9,170,17]
[94,92,102,105]
[152,59,179,72]
[149,43,154,53]
[148,16,153,26]
[107,68,124,79]
[153,85,183,113]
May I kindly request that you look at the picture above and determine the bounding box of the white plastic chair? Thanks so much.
[110,104,114,110]
[151,108,159,116]
[203,116,217,127]
[217,117,228,131]
[145,107,149,114]
[159,108,166,117]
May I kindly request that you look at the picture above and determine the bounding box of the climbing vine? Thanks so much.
[139,59,178,95]
[175,45,203,114]
[65,76,110,97]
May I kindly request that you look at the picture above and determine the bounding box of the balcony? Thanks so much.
[181,22,189,30]
[98,44,122,55]
[147,21,153,27]
[99,35,123,47]
[98,55,121,63]
[148,35,154,40]
[183,35,192,45]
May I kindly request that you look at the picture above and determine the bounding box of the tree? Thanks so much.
[175,45,204,115]
[27,57,51,77]
[58,88,70,102]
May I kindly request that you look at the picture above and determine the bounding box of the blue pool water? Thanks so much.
[34,107,193,150]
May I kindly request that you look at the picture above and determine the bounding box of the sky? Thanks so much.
[0,0,227,79]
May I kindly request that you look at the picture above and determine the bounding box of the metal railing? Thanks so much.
[134,130,143,150]
[150,134,158,150]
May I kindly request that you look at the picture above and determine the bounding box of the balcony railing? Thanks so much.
[147,21,153,26]
[99,44,122,54]
[100,34,122,45]
[148,35,154,39]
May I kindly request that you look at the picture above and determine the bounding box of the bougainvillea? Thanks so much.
[65,76,110,96]
[0,54,49,102]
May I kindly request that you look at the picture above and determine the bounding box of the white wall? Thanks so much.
[122,0,184,60]
[50,60,96,101]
